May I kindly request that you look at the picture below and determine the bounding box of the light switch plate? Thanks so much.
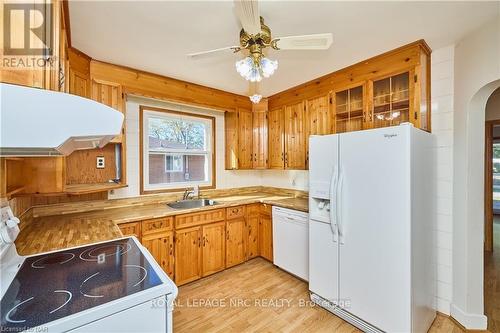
[96,156,105,169]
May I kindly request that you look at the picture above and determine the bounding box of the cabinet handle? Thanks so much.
[203,236,206,247]
[198,237,201,247]
[226,230,230,240]
[281,152,284,161]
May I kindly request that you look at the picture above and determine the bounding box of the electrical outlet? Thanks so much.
[96,156,105,169]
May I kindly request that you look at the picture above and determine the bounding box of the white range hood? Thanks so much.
[0,83,124,156]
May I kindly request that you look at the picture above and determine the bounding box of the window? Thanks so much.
[141,106,215,193]
[165,155,183,172]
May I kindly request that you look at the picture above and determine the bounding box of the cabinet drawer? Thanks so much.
[142,217,173,235]
[175,209,225,229]
[246,203,261,215]
[226,206,246,220]
[118,222,141,240]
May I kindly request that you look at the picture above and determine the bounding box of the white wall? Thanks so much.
[452,15,500,329]
[430,45,455,315]
[109,97,261,199]
[485,88,500,121]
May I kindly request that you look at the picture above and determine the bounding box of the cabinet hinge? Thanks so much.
[414,75,418,83]
[329,96,333,104]
[414,112,418,120]
[122,92,125,99]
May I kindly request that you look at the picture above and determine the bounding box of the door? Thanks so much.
[91,79,124,143]
[226,218,247,267]
[284,102,306,169]
[174,226,201,285]
[238,108,253,169]
[252,110,268,169]
[246,205,260,259]
[142,232,174,279]
[306,94,333,168]
[225,111,239,169]
[268,108,285,169]
[338,126,411,331]
[202,222,226,276]
[308,134,339,302]
[259,213,273,261]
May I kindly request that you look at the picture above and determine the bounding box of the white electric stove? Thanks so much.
[0,206,178,333]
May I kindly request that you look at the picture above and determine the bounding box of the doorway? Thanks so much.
[484,87,500,331]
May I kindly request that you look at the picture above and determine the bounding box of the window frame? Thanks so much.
[140,105,216,194]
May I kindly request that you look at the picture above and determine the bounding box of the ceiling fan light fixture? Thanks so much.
[236,56,253,77]
[260,57,278,78]
[249,94,263,104]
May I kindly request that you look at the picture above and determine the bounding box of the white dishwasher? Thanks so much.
[272,206,309,281]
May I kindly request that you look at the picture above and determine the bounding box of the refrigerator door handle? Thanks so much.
[329,166,338,242]
[337,171,345,244]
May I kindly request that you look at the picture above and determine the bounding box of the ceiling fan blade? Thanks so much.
[272,33,333,50]
[234,0,261,35]
[187,46,241,58]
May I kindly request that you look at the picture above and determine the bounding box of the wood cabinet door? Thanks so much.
[225,111,239,170]
[142,232,174,279]
[284,102,306,170]
[259,213,273,262]
[252,110,268,169]
[306,94,333,136]
[69,70,90,98]
[246,207,260,259]
[226,218,246,267]
[238,108,253,169]
[268,108,285,169]
[91,79,124,143]
[174,226,202,285]
[202,222,226,276]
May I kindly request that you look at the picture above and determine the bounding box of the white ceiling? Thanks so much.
[69,1,499,97]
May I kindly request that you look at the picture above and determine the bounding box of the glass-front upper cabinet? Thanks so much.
[334,85,364,133]
[371,72,410,128]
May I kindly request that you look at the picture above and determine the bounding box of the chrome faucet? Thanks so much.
[182,185,200,200]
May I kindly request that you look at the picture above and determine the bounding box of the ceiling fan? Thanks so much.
[187,0,333,102]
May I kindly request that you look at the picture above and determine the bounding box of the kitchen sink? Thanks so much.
[167,199,218,209]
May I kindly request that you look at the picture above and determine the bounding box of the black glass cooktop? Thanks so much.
[1,238,162,331]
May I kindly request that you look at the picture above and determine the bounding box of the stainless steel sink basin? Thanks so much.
[167,199,218,209]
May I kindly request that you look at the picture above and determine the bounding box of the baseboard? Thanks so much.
[449,304,488,331]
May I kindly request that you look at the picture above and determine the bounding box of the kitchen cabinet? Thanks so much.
[252,100,268,169]
[68,48,91,98]
[268,107,285,169]
[225,111,239,170]
[91,79,125,144]
[175,226,202,285]
[369,71,412,129]
[333,84,365,133]
[224,100,268,170]
[142,232,174,279]
[259,205,273,262]
[201,221,226,276]
[246,204,260,259]
[238,108,254,169]
[305,94,333,167]
[284,102,307,170]
[226,206,247,268]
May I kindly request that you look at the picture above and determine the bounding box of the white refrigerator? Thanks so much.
[308,124,435,333]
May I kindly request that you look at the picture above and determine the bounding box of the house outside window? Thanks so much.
[141,106,215,193]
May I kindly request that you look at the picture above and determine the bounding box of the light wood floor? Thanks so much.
[174,258,463,333]
[484,216,500,332]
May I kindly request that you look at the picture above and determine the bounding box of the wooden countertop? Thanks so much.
[15,192,308,256]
